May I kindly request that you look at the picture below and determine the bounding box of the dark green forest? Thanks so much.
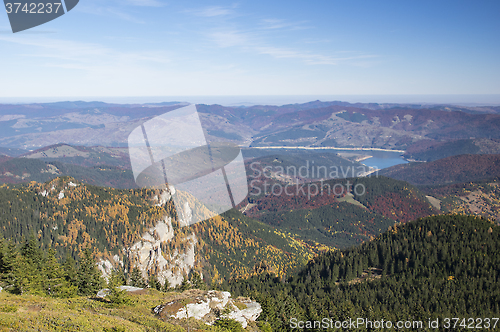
[221,215,500,331]
[0,177,167,259]
[258,202,395,248]
[1,208,499,331]
[1,174,499,331]
[0,234,103,297]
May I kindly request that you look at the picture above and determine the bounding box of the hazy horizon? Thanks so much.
[1,94,500,107]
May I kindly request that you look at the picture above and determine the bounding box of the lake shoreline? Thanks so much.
[246,146,406,153]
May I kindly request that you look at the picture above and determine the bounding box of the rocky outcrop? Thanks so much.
[154,290,262,329]
[97,188,199,288]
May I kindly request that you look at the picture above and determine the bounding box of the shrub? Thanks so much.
[213,318,245,332]
[0,304,18,313]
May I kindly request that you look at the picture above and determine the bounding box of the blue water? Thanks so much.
[245,148,408,170]
[305,149,408,170]
[360,153,408,170]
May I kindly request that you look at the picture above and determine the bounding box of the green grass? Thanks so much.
[337,193,366,208]
[0,290,226,332]
[336,111,368,123]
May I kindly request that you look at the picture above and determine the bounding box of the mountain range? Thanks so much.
[2,100,500,157]
[1,99,500,331]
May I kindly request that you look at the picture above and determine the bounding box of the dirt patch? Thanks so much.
[426,195,441,210]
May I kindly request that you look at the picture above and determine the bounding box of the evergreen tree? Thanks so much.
[0,240,17,292]
[107,269,132,305]
[162,278,171,292]
[213,318,245,332]
[14,234,45,295]
[177,276,190,292]
[148,274,161,291]
[21,234,43,267]
[109,268,126,287]
[221,215,500,331]
[129,267,146,288]
[190,271,206,290]
[62,254,78,288]
[0,235,5,275]
[44,248,77,297]
[77,248,104,296]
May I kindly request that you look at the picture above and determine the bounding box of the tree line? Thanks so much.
[221,215,500,331]
[0,233,206,299]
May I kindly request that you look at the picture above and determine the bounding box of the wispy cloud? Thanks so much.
[194,7,376,67]
[124,0,164,7]
[0,30,57,34]
[302,38,332,44]
[258,18,310,31]
[256,46,378,65]
[187,5,237,17]
[210,30,251,48]
[207,29,378,66]
[106,8,145,24]
[0,35,170,69]
[77,0,165,23]
[77,5,145,24]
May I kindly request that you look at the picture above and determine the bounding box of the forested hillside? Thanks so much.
[381,154,500,186]
[350,177,437,222]
[222,215,500,331]
[1,174,499,331]
[426,180,500,223]
[0,157,136,189]
[0,177,163,257]
[243,176,437,249]
[404,138,500,161]
[0,177,320,285]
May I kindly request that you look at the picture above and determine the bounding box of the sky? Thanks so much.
[0,0,499,104]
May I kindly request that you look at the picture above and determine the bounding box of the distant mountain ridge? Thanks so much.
[0,145,136,188]
[1,100,500,156]
[381,154,500,186]
[404,138,500,161]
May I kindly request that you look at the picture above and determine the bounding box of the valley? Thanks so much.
[1,100,500,331]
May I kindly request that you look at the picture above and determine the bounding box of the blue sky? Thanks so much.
[0,0,499,102]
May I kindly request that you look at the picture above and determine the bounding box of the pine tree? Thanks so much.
[44,248,77,297]
[178,276,190,292]
[21,234,43,267]
[62,254,78,288]
[107,269,132,305]
[14,254,42,295]
[0,240,17,292]
[148,274,161,291]
[190,272,206,290]
[14,234,44,295]
[213,318,245,332]
[162,278,171,292]
[109,268,126,287]
[0,234,5,275]
[77,248,104,296]
[129,267,146,288]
